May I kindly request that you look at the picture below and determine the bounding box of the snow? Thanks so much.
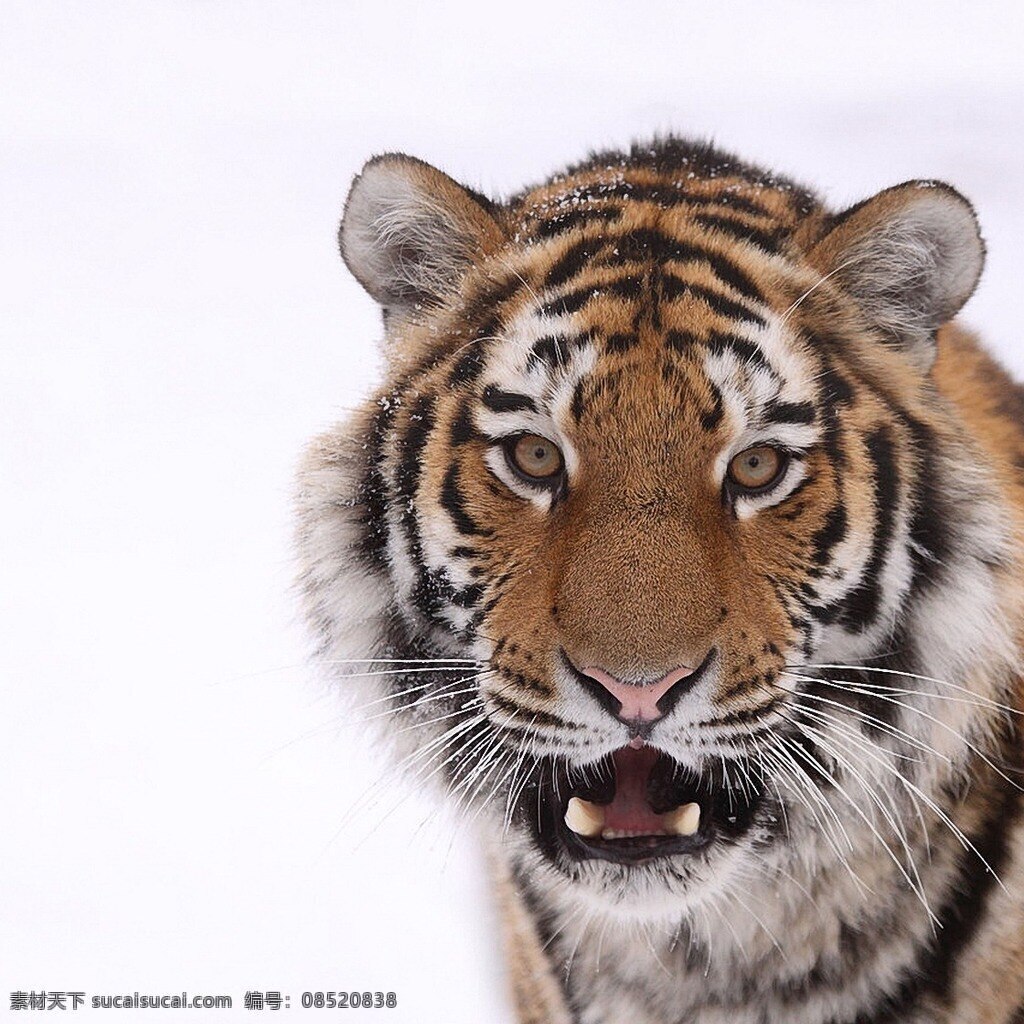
[1,2,1021,1021]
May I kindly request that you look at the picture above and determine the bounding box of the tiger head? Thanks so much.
[297,140,1014,919]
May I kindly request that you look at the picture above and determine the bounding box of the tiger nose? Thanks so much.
[576,662,704,724]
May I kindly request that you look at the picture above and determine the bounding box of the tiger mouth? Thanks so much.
[531,744,764,866]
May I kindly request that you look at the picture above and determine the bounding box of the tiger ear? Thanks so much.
[340,154,506,320]
[808,181,984,370]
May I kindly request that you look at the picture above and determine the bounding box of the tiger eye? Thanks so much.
[727,446,784,492]
[510,435,564,480]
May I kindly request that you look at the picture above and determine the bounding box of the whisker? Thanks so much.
[351,719,494,851]
[775,728,936,920]
[276,674,492,754]
[797,716,1009,896]
[332,665,485,678]
[779,674,951,762]
[350,670,489,713]
[326,712,491,846]
[759,731,864,886]
[789,671,1024,792]
[779,253,872,323]
[792,720,934,921]
[319,657,482,665]
[794,662,1023,717]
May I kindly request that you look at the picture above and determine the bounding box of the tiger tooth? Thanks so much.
[662,802,701,837]
[564,797,605,838]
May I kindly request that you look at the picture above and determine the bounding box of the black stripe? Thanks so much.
[440,462,493,537]
[509,861,560,943]
[705,331,772,372]
[701,250,765,305]
[818,359,855,406]
[357,396,397,570]
[449,344,488,386]
[904,417,954,594]
[816,358,852,469]
[811,504,848,566]
[538,269,765,332]
[412,568,461,626]
[544,238,602,289]
[507,863,579,1024]
[687,281,767,327]
[606,227,681,263]
[692,213,784,253]
[778,723,834,795]
[395,395,447,622]
[660,275,767,326]
[656,273,690,300]
[607,274,644,299]
[533,205,622,239]
[778,473,813,512]
[571,380,587,422]
[825,195,876,232]
[835,427,899,630]
[545,270,745,317]
[448,401,477,445]
[538,285,597,318]
[607,229,766,303]
[455,275,521,338]
[765,400,817,425]
[566,179,777,218]
[701,383,724,431]
[605,332,639,353]
[395,395,434,505]
[482,384,537,414]
[530,334,573,368]
[993,379,1024,423]
[417,279,516,390]
[450,582,484,608]
[665,329,700,353]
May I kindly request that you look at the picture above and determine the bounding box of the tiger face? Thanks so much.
[298,142,1015,923]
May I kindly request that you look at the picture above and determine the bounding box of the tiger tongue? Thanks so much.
[604,745,666,834]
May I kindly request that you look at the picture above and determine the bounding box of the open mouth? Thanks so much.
[529,744,764,866]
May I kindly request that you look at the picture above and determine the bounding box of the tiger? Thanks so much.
[294,137,1024,1024]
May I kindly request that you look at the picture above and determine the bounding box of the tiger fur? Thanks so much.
[295,138,1024,1023]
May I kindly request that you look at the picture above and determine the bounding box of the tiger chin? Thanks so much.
[295,138,1024,1024]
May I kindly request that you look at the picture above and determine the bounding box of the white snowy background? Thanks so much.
[2,2,1022,1021]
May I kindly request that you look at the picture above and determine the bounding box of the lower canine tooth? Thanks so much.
[564,796,605,838]
[663,802,701,837]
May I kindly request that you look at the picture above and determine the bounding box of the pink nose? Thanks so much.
[578,664,699,723]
